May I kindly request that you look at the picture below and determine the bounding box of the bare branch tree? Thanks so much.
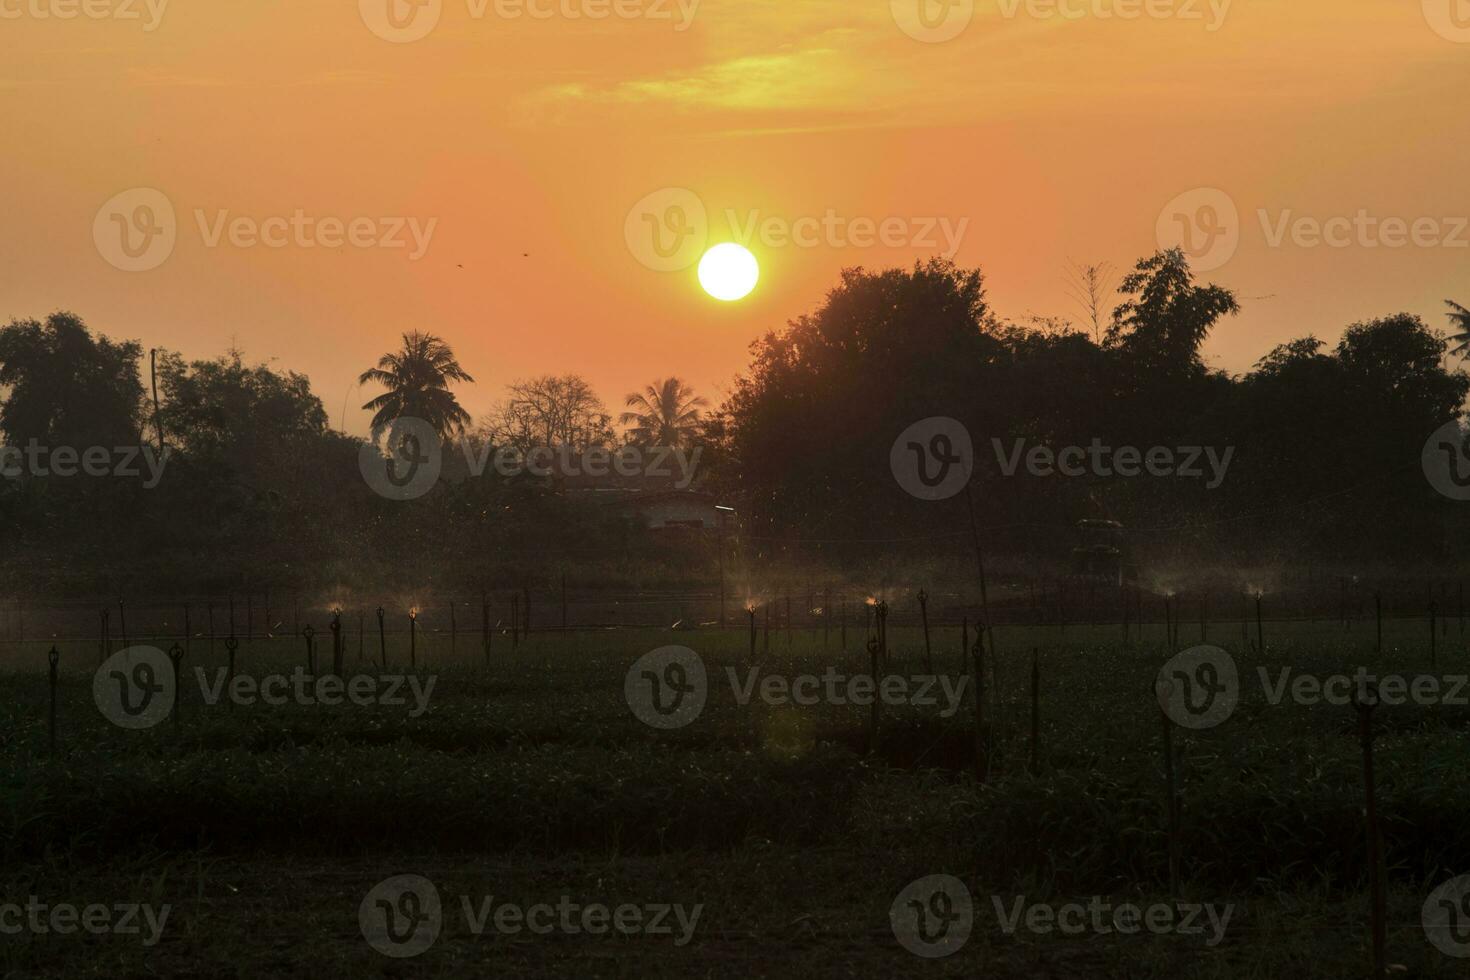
[1063,259,1116,345]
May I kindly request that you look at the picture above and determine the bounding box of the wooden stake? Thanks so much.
[47,647,59,757]
[1374,593,1382,654]
[1356,685,1387,979]
[971,630,987,783]
[867,637,882,754]
[1255,594,1264,654]
[168,644,184,737]
[1161,700,1181,909]
[376,606,387,668]
[918,589,933,673]
[1029,647,1039,773]
[225,636,237,712]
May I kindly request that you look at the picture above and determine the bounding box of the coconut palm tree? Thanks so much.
[1444,300,1470,358]
[620,377,708,447]
[359,331,475,439]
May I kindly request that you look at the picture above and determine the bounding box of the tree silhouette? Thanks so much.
[359,332,474,439]
[1443,300,1470,358]
[620,378,708,447]
[1107,248,1239,375]
[0,312,144,448]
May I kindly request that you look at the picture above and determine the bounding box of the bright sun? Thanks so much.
[698,243,759,301]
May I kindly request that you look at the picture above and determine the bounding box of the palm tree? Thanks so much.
[1445,300,1470,358]
[620,377,708,447]
[359,331,475,439]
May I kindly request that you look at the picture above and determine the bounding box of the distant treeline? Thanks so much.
[1,247,1467,593]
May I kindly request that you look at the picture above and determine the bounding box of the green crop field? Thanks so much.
[2,619,1468,978]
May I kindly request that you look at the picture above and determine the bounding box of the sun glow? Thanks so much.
[698,243,759,301]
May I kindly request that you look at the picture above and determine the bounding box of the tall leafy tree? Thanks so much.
[620,378,708,447]
[0,312,144,448]
[1106,248,1239,375]
[158,348,328,459]
[359,332,475,439]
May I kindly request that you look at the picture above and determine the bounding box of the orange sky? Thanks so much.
[4,0,1469,435]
